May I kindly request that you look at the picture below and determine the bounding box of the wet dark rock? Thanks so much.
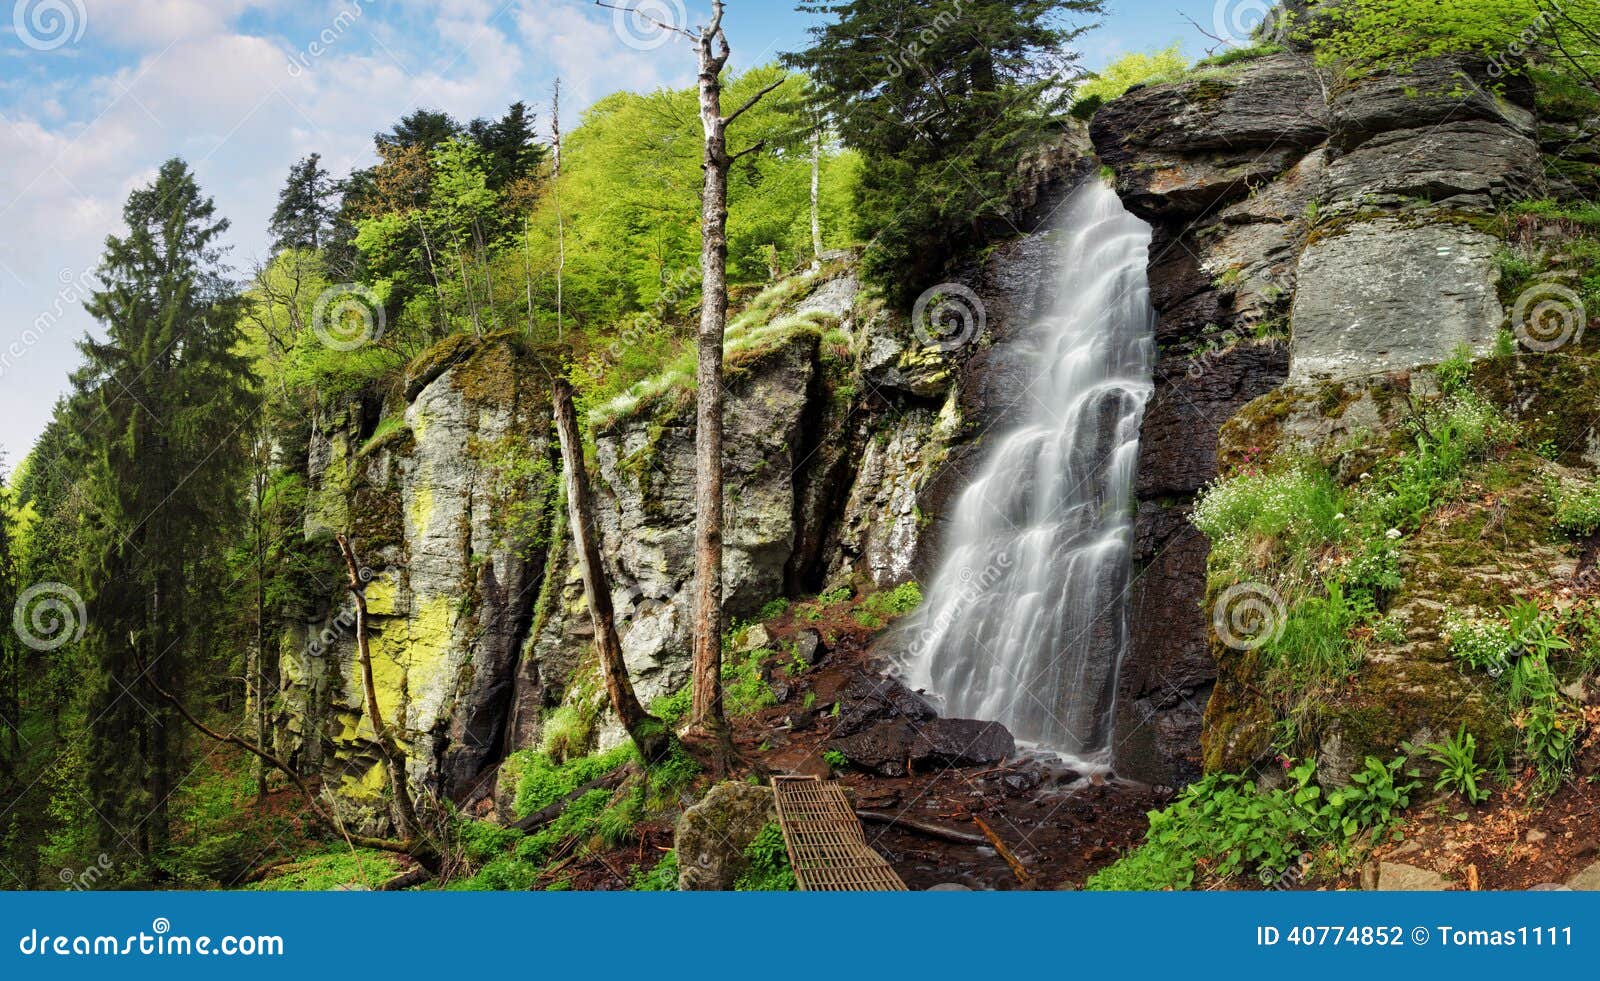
[829,721,916,776]
[831,673,935,738]
[910,719,1016,769]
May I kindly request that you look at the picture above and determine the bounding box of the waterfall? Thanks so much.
[896,180,1155,768]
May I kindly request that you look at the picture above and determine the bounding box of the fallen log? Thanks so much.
[855,811,987,846]
[379,867,433,891]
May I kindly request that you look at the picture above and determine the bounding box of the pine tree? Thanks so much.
[72,159,253,862]
[470,101,548,192]
[377,108,462,151]
[785,0,1102,300]
[269,153,336,253]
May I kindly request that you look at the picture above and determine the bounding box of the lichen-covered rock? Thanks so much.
[280,337,557,818]
[675,781,778,891]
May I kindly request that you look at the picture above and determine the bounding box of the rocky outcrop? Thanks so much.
[1092,47,1547,783]
[281,337,557,821]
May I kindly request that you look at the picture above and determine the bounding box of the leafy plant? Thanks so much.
[733,823,795,891]
[1424,726,1491,803]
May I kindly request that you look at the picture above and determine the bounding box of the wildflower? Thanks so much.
[1385,528,1401,540]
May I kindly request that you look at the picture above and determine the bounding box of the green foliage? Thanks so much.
[759,598,791,621]
[787,0,1105,301]
[511,743,636,819]
[722,647,779,718]
[650,686,693,729]
[1311,1,1600,84]
[733,823,796,891]
[1549,478,1600,537]
[630,850,679,891]
[1087,756,1418,891]
[1194,42,1285,69]
[1424,726,1491,803]
[1448,601,1583,792]
[538,704,597,763]
[1075,44,1189,105]
[248,849,403,891]
[821,749,849,771]
[1265,581,1374,681]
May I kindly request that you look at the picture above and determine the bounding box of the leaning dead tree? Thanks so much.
[337,534,420,839]
[596,0,784,754]
[551,378,671,762]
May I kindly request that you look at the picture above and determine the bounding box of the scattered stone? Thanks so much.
[792,629,825,667]
[1567,861,1600,891]
[1526,829,1548,844]
[1529,883,1573,891]
[739,624,771,652]
[674,782,778,891]
[926,883,972,891]
[1003,771,1041,793]
[1374,861,1449,891]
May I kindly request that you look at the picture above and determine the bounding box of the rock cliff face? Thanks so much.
[1092,43,1563,783]
[274,135,1097,821]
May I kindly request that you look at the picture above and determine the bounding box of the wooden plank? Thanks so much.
[771,776,907,891]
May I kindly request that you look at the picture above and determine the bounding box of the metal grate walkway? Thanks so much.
[771,776,907,891]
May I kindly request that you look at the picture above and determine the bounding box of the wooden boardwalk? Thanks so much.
[771,776,907,891]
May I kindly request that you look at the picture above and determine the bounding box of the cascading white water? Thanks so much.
[897,180,1155,768]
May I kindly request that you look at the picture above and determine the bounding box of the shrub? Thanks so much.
[1086,756,1417,892]
[630,850,679,891]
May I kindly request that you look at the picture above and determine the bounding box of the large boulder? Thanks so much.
[675,782,778,891]
[1289,220,1505,382]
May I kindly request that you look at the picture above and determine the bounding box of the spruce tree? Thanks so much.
[269,153,336,253]
[784,0,1102,300]
[72,158,253,862]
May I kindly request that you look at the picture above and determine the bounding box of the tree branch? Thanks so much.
[723,75,787,126]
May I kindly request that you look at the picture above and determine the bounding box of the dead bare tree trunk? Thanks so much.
[810,127,824,263]
[337,535,419,838]
[597,0,783,759]
[551,380,671,761]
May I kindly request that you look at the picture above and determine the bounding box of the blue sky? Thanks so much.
[0,0,1232,469]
